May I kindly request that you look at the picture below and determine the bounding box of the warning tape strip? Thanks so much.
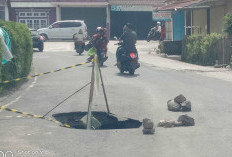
[0,59,94,85]
[0,106,71,128]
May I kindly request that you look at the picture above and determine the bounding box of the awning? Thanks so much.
[157,0,205,11]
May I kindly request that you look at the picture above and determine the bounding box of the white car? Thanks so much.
[37,20,87,41]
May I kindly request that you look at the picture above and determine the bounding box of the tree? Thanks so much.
[224,13,232,37]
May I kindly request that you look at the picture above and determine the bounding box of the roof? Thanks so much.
[157,0,204,11]
[108,0,166,7]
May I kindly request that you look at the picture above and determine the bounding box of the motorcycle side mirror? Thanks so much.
[114,36,118,40]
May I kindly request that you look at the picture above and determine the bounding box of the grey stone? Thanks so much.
[181,100,192,111]
[158,120,175,128]
[143,128,155,134]
[167,99,181,111]
[177,115,195,126]
[143,118,154,129]
[174,94,187,104]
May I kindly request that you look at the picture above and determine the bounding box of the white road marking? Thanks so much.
[0,73,38,113]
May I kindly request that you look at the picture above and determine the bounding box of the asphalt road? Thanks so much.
[0,41,232,157]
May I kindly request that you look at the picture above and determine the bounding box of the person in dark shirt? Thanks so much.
[116,23,137,64]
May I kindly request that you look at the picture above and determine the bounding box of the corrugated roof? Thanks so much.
[109,0,166,7]
[157,0,204,11]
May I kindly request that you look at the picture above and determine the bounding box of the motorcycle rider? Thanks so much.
[116,23,137,65]
[154,21,161,39]
[73,29,85,51]
[87,27,109,62]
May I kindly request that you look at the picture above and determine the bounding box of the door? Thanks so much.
[48,22,62,38]
[173,11,185,41]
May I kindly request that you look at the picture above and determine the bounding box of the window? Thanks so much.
[19,19,26,24]
[34,13,39,17]
[34,20,40,29]
[40,13,46,17]
[27,13,33,17]
[73,22,82,27]
[26,20,33,28]
[60,22,82,28]
[52,22,61,28]
[19,13,26,17]
[19,12,48,17]
[41,20,47,28]
[19,19,48,29]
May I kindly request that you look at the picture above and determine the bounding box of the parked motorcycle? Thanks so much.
[116,42,140,75]
[146,28,160,42]
[75,41,85,55]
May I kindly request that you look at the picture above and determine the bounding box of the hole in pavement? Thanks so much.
[53,112,142,130]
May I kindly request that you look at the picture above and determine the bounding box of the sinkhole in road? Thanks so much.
[53,112,142,130]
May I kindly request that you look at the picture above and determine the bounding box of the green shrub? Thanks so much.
[224,13,232,36]
[230,56,232,66]
[185,33,222,66]
[0,38,2,89]
[186,35,202,64]
[0,20,33,89]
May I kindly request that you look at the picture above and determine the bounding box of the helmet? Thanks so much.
[125,23,133,30]
[96,27,102,32]
[96,27,106,35]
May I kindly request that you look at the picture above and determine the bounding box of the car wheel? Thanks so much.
[129,69,135,75]
[38,44,44,52]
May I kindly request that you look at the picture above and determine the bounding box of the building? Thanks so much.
[109,0,165,39]
[10,0,109,36]
[9,0,168,39]
[155,0,232,41]
[0,0,9,21]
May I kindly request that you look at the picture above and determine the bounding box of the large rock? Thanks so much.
[181,100,191,112]
[167,99,181,111]
[174,94,187,104]
[158,120,175,128]
[143,118,154,129]
[177,115,195,126]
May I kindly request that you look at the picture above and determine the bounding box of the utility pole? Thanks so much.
[6,0,11,21]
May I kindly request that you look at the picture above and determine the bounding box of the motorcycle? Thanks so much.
[85,44,108,66]
[97,49,108,67]
[116,42,140,75]
[75,41,85,55]
[146,28,160,42]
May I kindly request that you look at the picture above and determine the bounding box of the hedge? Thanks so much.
[0,38,2,90]
[160,40,182,55]
[183,33,222,66]
[0,20,33,90]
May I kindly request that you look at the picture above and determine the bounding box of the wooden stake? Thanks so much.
[87,61,95,130]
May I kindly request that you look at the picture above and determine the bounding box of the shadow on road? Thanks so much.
[116,73,140,78]
[53,112,142,130]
